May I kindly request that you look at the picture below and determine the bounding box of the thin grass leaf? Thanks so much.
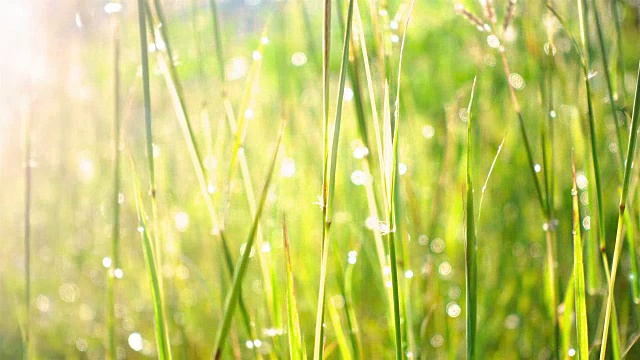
[591,0,625,170]
[571,154,589,360]
[205,0,281,333]
[386,3,415,358]
[22,68,33,360]
[600,61,640,360]
[328,299,352,360]
[131,159,171,360]
[283,216,305,360]
[226,23,269,212]
[546,6,623,358]
[106,4,122,358]
[465,77,478,360]
[212,121,285,359]
[144,1,260,347]
[313,0,354,356]
[560,271,575,360]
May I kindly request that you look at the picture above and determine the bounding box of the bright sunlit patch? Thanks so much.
[353,146,369,159]
[76,338,88,352]
[576,173,588,190]
[350,170,371,186]
[261,242,271,253]
[398,163,407,175]
[446,302,461,318]
[78,155,95,181]
[35,295,50,313]
[347,250,357,265]
[438,262,452,276]
[344,87,354,102]
[422,125,435,139]
[487,34,500,48]
[102,257,112,268]
[291,52,307,66]
[59,283,79,303]
[430,334,444,347]
[430,238,445,253]
[175,211,189,232]
[104,2,123,14]
[114,268,124,279]
[152,144,161,158]
[75,13,83,28]
[128,332,144,352]
[509,73,525,90]
[281,158,296,177]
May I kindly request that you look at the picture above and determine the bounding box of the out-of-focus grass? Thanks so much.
[2,0,640,359]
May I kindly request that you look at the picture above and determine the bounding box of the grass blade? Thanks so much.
[313,0,354,356]
[283,216,305,360]
[131,160,172,360]
[465,77,478,360]
[22,68,33,360]
[571,154,589,360]
[106,4,122,358]
[600,61,640,360]
[212,122,285,359]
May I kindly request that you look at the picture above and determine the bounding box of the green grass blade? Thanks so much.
[600,61,640,360]
[212,122,285,359]
[283,217,305,360]
[106,5,122,358]
[560,271,575,360]
[591,0,625,169]
[22,67,33,360]
[328,299,352,360]
[208,0,226,83]
[313,0,354,356]
[571,155,589,360]
[131,161,171,360]
[465,77,478,360]
[386,3,414,358]
[225,23,269,212]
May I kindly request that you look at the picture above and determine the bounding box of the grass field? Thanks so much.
[2,0,640,359]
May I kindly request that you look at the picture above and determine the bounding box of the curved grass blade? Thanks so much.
[212,121,285,359]
[600,61,640,360]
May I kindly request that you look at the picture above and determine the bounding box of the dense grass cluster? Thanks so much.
[2,0,640,358]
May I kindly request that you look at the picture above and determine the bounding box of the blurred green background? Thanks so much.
[2,0,640,358]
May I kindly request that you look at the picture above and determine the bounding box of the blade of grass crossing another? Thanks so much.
[212,122,285,359]
[313,0,354,357]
